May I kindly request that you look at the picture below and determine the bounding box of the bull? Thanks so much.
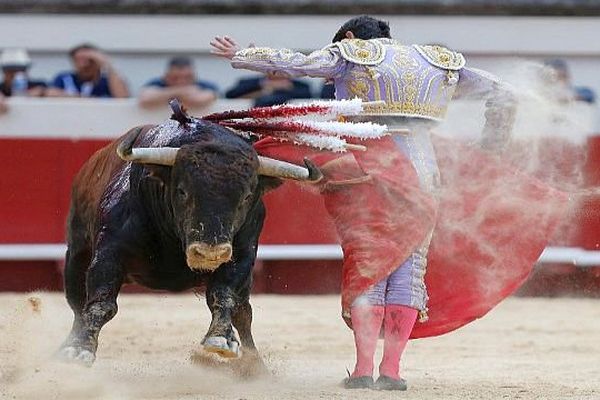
[59,101,321,369]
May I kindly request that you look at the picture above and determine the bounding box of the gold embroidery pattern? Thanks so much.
[362,101,447,120]
[346,69,374,100]
[334,39,386,66]
[339,43,460,119]
[413,45,466,71]
[235,47,278,60]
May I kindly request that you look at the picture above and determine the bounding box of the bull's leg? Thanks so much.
[231,299,267,373]
[203,214,263,360]
[231,300,256,351]
[203,284,240,358]
[62,241,91,340]
[59,247,124,366]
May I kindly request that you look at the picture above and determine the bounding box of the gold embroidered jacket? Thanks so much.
[232,38,513,123]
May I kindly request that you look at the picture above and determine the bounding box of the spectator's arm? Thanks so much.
[178,86,217,109]
[138,86,184,108]
[139,85,216,109]
[27,82,46,97]
[45,74,72,97]
[79,48,129,98]
[225,79,263,99]
[45,88,67,97]
[455,67,517,152]
[105,65,130,98]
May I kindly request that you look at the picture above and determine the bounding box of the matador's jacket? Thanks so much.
[232,39,569,338]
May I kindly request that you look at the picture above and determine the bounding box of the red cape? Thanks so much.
[255,135,569,338]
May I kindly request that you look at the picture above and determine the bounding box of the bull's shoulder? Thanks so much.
[70,125,154,222]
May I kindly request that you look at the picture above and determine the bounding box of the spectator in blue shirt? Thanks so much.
[225,73,311,107]
[47,43,129,98]
[138,56,218,109]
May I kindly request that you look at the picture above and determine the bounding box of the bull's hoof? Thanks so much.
[203,336,240,359]
[57,346,96,367]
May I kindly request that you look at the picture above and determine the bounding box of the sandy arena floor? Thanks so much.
[0,293,598,400]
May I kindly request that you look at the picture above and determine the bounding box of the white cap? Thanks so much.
[0,48,32,69]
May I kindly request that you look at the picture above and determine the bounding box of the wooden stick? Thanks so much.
[345,143,368,151]
[387,128,411,135]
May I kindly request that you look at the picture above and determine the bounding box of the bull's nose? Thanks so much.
[203,243,232,260]
[186,242,233,270]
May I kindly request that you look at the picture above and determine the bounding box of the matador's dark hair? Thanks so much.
[332,15,391,43]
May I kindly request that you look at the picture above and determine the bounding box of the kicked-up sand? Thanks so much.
[0,293,598,400]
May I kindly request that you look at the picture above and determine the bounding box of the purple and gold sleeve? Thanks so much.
[231,46,347,79]
[454,67,503,99]
[456,67,518,151]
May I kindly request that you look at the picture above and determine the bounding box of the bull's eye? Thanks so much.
[177,187,188,199]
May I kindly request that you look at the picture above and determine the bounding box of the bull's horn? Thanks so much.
[116,126,179,166]
[258,156,322,182]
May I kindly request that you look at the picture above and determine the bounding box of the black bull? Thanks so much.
[59,107,320,369]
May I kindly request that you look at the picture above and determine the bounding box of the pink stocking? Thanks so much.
[350,305,385,377]
[379,305,418,380]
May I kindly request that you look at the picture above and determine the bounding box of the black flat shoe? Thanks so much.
[375,375,407,391]
[342,375,374,389]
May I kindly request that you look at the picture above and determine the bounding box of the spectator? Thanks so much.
[320,81,335,99]
[47,43,129,98]
[0,48,47,115]
[138,56,218,109]
[225,73,311,107]
[543,59,596,104]
[0,48,46,97]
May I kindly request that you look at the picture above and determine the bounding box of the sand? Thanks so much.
[0,293,598,400]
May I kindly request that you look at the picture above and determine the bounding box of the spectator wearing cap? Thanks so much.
[138,56,218,109]
[544,59,596,104]
[225,73,311,107]
[47,43,129,98]
[0,48,47,114]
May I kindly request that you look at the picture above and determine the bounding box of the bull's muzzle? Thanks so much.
[186,242,233,271]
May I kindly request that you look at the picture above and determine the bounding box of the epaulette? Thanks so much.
[413,44,466,71]
[333,39,386,66]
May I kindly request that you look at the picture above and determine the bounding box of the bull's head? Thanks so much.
[116,107,321,271]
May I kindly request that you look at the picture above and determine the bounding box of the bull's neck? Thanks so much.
[138,181,180,245]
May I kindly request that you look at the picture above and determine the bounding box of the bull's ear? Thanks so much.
[258,176,283,194]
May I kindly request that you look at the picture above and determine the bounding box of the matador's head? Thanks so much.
[332,16,392,43]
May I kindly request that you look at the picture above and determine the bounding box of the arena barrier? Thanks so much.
[1,243,600,264]
[1,98,599,294]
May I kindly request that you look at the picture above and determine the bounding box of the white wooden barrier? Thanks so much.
[0,244,599,266]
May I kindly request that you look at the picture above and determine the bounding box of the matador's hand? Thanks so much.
[210,36,242,59]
